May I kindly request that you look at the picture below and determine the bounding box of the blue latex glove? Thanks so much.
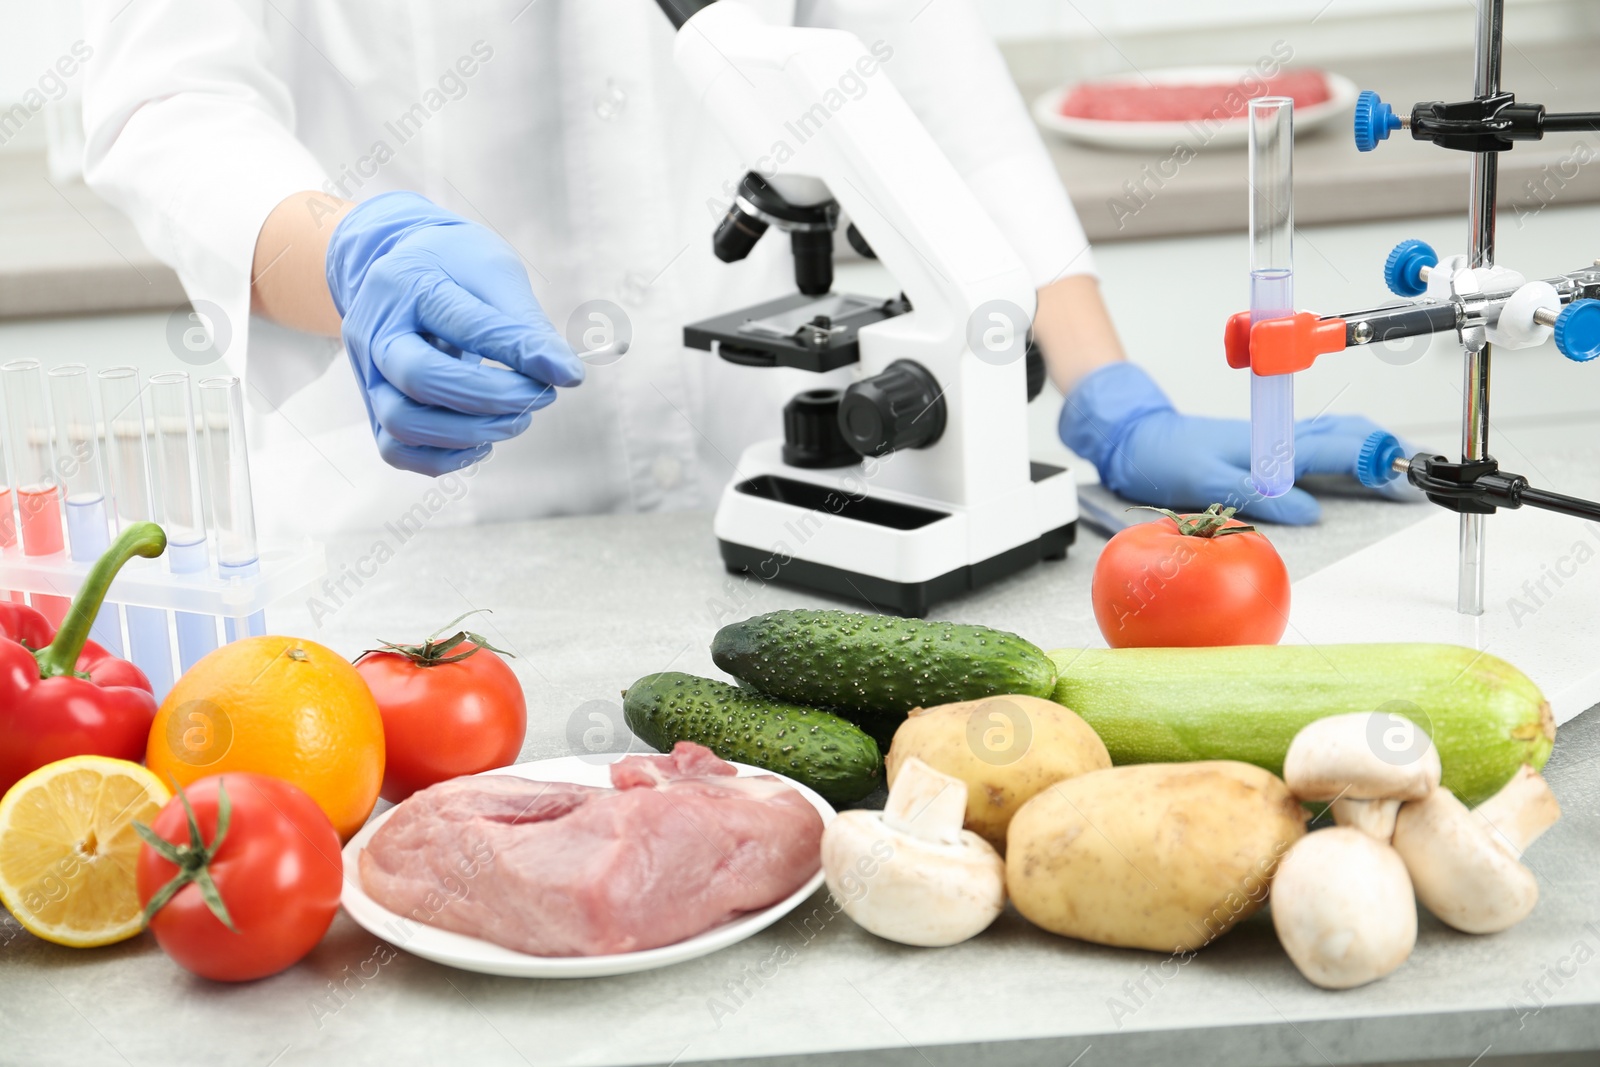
[1059,362,1418,525]
[326,191,585,475]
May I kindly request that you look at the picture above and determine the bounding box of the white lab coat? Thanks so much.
[81,0,1092,540]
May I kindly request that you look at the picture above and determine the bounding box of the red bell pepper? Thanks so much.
[0,522,168,796]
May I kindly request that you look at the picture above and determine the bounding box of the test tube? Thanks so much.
[2,360,70,625]
[49,365,124,657]
[0,398,19,603]
[99,367,175,697]
[1248,97,1296,499]
[149,373,218,671]
[198,376,265,640]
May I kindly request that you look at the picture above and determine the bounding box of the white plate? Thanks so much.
[340,755,835,978]
[1032,66,1358,150]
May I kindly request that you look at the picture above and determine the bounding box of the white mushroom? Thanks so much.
[1283,711,1442,804]
[1330,798,1402,842]
[821,756,1004,947]
[1391,765,1562,934]
[1271,827,1417,989]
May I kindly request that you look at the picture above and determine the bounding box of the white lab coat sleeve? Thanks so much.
[796,0,1095,286]
[81,0,330,376]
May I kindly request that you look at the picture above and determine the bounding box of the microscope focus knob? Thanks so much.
[1553,300,1600,363]
[1356,430,1405,489]
[1384,239,1437,298]
[1354,90,1402,152]
[837,360,946,457]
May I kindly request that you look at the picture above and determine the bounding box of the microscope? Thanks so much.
[655,0,1076,616]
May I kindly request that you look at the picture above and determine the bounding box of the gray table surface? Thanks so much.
[5,470,1599,1067]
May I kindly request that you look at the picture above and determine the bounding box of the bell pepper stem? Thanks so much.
[35,521,168,679]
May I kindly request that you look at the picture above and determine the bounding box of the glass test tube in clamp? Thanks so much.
[49,364,124,656]
[1248,97,1296,499]
[99,367,176,697]
[2,359,70,625]
[149,373,219,671]
[198,376,265,640]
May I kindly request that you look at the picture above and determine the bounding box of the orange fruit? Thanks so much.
[146,636,384,840]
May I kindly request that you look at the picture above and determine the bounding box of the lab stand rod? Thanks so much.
[1458,0,1504,617]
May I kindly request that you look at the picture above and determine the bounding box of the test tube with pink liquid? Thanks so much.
[2,359,70,626]
[0,417,18,602]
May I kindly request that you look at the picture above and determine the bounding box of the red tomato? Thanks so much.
[356,618,526,802]
[1092,506,1290,648]
[136,773,342,982]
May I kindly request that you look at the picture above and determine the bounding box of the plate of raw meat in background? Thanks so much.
[1032,66,1357,150]
[340,756,836,978]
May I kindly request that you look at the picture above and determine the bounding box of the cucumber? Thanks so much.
[1047,644,1554,806]
[712,610,1057,744]
[623,672,882,805]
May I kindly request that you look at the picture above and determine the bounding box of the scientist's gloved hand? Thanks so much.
[1059,362,1418,525]
[326,191,585,476]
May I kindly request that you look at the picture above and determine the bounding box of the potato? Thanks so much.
[1006,761,1307,952]
[886,695,1110,851]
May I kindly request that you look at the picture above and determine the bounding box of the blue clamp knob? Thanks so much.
[1384,239,1437,298]
[1354,90,1402,152]
[1356,431,1405,489]
[1553,299,1600,363]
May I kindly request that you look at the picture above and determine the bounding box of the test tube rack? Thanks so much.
[0,361,326,696]
[0,540,325,636]
[1225,0,1600,616]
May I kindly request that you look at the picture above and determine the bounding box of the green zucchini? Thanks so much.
[1047,644,1553,806]
[623,671,882,805]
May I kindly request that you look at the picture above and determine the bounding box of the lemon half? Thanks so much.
[0,756,171,947]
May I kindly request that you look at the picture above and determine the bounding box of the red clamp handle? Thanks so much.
[1224,311,1348,375]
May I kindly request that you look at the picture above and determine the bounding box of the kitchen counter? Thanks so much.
[1031,40,1600,243]
[5,437,1600,1067]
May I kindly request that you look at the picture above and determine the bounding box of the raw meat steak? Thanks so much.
[359,742,824,956]
[1060,70,1330,122]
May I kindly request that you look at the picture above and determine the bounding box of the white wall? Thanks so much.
[975,0,1550,39]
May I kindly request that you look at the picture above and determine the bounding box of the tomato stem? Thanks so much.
[1126,503,1258,538]
[134,777,238,931]
[362,608,514,667]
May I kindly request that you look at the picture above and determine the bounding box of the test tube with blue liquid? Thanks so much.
[99,367,175,697]
[198,376,265,640]
[2,359,70,626]
[48,364,123,656]
[149,372,218,671]
[1248,97,1296,498]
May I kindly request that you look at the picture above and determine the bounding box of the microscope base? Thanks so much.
[719,522,1074,618]
[712,442,1079,617]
